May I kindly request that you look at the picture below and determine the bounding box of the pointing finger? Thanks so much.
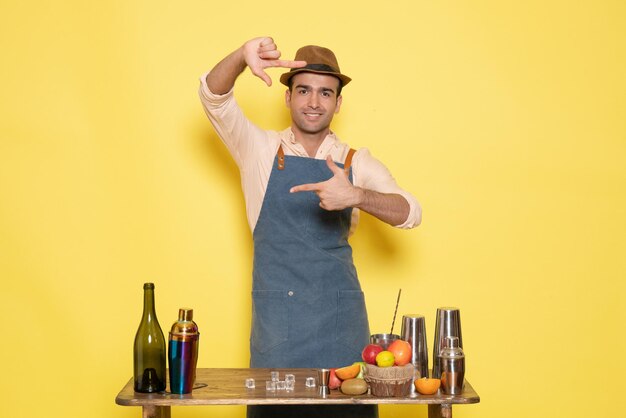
[290,183,320,193]
[265,59,307,69]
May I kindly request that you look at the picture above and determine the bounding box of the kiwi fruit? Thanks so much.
[340,378,368,395]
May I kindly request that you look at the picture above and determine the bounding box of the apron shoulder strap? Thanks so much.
[277,144,285,170]
[275,145,356,174]
[343,148,356,175]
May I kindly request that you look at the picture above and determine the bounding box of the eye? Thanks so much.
[297,88,308,95]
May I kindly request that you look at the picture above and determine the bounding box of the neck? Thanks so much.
[291,127,330,157]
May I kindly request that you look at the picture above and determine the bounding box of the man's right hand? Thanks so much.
[242,37,307,86]
[206,37,307,95]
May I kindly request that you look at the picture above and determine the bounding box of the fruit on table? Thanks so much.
[328,368,342,390]
[335,362,361,380]
[340,378,369,395]
[388,339,412,366]
[355,361,366,378]
[361,343,383,365]
[375,350,395,367]
[414,377,441,395]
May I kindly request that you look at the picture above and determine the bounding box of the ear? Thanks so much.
[335,94,343,114]
[285,89,291,107]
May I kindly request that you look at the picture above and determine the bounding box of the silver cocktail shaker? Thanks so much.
[439,336,464,395]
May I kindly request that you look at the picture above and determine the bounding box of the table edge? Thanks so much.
[116,397,480,406]
[115,368,480,407]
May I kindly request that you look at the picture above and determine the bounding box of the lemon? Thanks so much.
[375,350,395,367]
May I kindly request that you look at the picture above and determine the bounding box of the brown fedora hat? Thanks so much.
[280,45,351,87]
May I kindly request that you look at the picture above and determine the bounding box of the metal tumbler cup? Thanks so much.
[432,307,463,379]
[400,314,429,379]
[370,333,400,350]
[168,308,200,394]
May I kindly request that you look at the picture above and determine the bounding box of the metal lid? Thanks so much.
[169,308,199,336]
[179,308,193,322]
[439,336,464,358]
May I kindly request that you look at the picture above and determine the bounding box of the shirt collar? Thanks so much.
[279,128,342,159]
[280,128,339,144]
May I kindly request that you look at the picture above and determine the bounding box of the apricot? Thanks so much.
[414,377,441,395]
[335,363,361,380]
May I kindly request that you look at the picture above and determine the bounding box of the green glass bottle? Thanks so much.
[133,283,166,392]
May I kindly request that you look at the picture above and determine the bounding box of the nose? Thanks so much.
[307,94,320,109]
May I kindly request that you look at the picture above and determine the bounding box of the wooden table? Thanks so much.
[115,368,480,418]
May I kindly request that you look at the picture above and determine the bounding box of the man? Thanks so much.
[199,37,421,417]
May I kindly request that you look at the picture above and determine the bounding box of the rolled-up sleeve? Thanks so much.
[198,72,267,169]
[352,148,422,229]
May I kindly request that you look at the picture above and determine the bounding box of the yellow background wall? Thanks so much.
[1,1,624,418]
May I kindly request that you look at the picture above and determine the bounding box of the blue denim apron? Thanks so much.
[248,146,377,418]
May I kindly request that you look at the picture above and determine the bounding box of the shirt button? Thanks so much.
[287,291,294,296]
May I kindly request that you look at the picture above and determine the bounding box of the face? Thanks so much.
[285,72,343,139]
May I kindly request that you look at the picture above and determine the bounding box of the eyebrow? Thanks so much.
[294,84,337,94]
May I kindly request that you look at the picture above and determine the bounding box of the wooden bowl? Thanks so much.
[363,364,415,397]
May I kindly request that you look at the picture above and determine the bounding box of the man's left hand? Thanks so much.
[290,156,363,211]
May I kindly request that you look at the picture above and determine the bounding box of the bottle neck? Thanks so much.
[143,288,157,321]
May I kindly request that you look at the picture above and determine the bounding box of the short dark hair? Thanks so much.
[287,74,343,97]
